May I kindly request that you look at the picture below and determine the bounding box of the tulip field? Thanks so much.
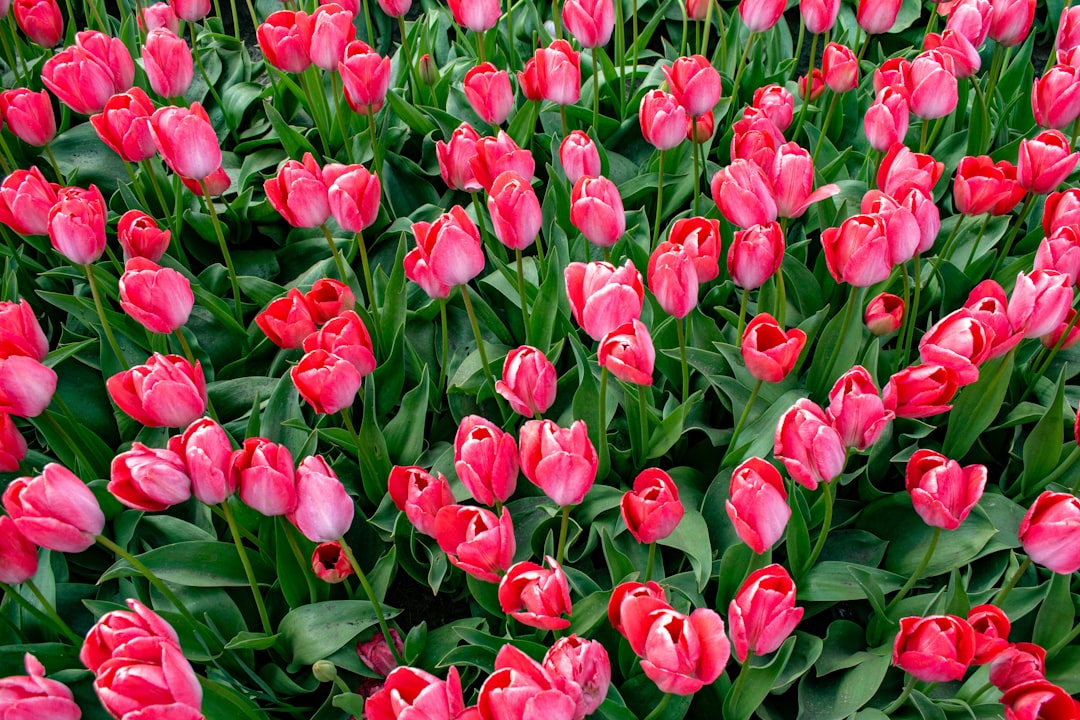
[4,0,1080,716]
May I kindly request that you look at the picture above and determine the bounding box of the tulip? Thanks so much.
[726,457,791,553]
[559,130,601,184]
[953,156,1025,216]
[171,0,211,21]
[496,346,557,418]
[142,29,194,100]
[1043,188,1080,234]
[107,353,207,428]
[741,313,806,383]
[408,205,485,288]
[565,260,644,341]
[291,349,363,415]
[312,541,354,583]
[446,0,500,30]
[434,504,515,582]
[1018,130,1080,193]
[487,171,541,250]
[182,164,230,196]
[356,629,403,676]
[864,86,910,153]
[80,598,180,674]
[454,414,519,506]
[647,241,699,318]
[770,142,839,219]
[534,40,581,105]
[724,222,781,291]
[865,292,904,335]
[0,654,80,720]
[47,185,107,266]
[989,0,1034,46]
[821,214,894,287]
[543,636,611,720]
[93,637,204,719]
[1060,5,1080,55]
[325,162,381,234]
[905,449,986,530]
[232,437,296,517]
[256,288,318,349]
[376,0,409,16]
[751,84,793,130]
[892,615,976,682]
[339,40,391,115]
[1041,308,1080,350]
[108,443,191,513]
[302,311,377,377]
[728,564,803,662]
[878,142,944,197]
[621,600,729,695]
[168,417,235,505]
[990,643,1046,690]
[739,0,784,31]
[620,468,684,544]
[1032,64,1080,130]
[883,364,960,418]
[304,278,356,323]
[711,159,778,229]
[287,455,354,542]
[0,88,56,147]
[562,0,614,47]
[945,0,992,44]
[924,29,981,79]
[463,63,513,126]
[965,280,1023,358]
[570,175,625,247]
[639,90,689,150]
[265,152,331,228]
[307,3,354,71]
[598,319,655,386]
[436,122,482,192]
[731,112,783,171]
[687,110,715,143]
[478,645,577,720]
[519,419,597,507]
[825,366,892,451]
[1008,269,1073,338]
[0,414,27,472]
[0,355,56,418]
[388,465,454,537]
[857,0,902,33]
[2,463,105,553]
[257,10,312,73]
[0,516,37,584]
[0,167,58,236]
[141,2,180,32]
[662,55,722,117]
[967,604,1010,665]
[41,47,119,116]
[816,47,856,96]
[0,299,48,361]
[774,398,845,490]
[91,88,158,164]
[150,103,222,181]
[799,68,826,101]
[800,0,839,31]
[366,666,465,720]
[917,308,992,385]
[118,258,194,334]
[1018,491,1080,574]
[498,556,572,629]
[859,189,923,262]
[686,0,708,19]
[13,0,62,47]
[667,217,721,282]
[1001,681,1080,720]
[608,580,667,636]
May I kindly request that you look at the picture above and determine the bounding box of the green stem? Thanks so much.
[630,0,638,89]
[174,328,197,366]
[885,526,940,615]
[811,90,839,168]
[359,0,375,44]
[984,44,1004,105]
[676,314,689,401]
[991,556,1033,606]
[42,143,64,184]
[199,180,244,326]
[122,160,154,216]
[736,287,749,346]
[0,581,81,644]
[613,0,623,107]
[803,480,836,574]
[963,213,992,269]
[727,32,755,124]
[280,517,319,605]
[775,266,786,326]
[503,0,517,70]
[991,194,1034,277]
[598,365,609,477]
[725,379,761,464]
[902,257,922,367]
[654,150,665,247]
[882,675,918,715]
[731,651,752,697]
[791,20,805,83]
[516,248,530,345]
[41,411,93,473]
[643,694,673,720]
[592,45,600,133]
[96,534,201,631]
[330,73,353,161]
[555,504,572,565]
[460,284,504,413]
[339,537,403,664]
[319,224,350,284]
[644,541,656,582]
[190,24,234,141]
[898,261,912,368]
[356,230,379,327]
[84,265,129,371]
[141,160,176,235]
[221,501,273,635]
[637,384,650,457]
[819,285,858,391]
[692,129,701,215]
[366,110,383,181]
[438,298,449,397]
[919,118,929,154]
[341,408,364,460]
[925,214,967,287]
[397,16,420,105]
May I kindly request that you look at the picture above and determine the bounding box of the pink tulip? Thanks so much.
[142,29,193,99]
[170,0,211,21]
[307,3,355,71]
[257,10,311,73]
[774,398,845,490]
[232,437,297,517]
[0,355,55,418]
[265,152,331,228]
[291,349,363,415]
[728,221,784,290]
[826,366,892,450]
[478,645,577,720]
[857,0,902,33]
[0,654,80,720]
[559,130,600,184]
[667,217,721,282]
[91,88,158,163]
[866,292,904,335]
[800,0,839,32]
[989,0,1034,46]
[770,142,839,218]
[1018,491,1080,574]
[598,319,656,386]
[340,40,391,115]
[1008,269,1073,338]
[312,541,354,583]
[647,241,699,318]
[570,175,625,248]
[408,205,485,288]
[304,278,356,323]
[0,516,37,583]
[906,449,987,530]
[436,122,482,192]
[639,90,688,150]
[751,84,794,131]
[878,142,944,197]
[562,0,614,47]
[150,102,222,181]
[434,504,515,582]
[728,564,804,661]
[487,171,541,250]
[471,130,534,196]
[0,88,56,146]
[455,414,519,506]
[892,615,976,682]
[661,55,722,117]
[534,40,581,105]
[621,597,729,695]
[303,311,377,377]
[864,86,910,153]
[93,638,204,719]
[0,299,48,361]
[822,214,894,287]
[119,257,194,334]
[2,463,104,553]
[0,413,27,472]
[464,62,513,126]
[288,455,354,542]
[168,417,235,505]
[367,667,465,720]
[446,0,500,30]
[0,167,58,236]
[141,2,180,32]
[48,184,107,266]
[256,288,317,349]
[883,364,960,419]
[564,260,645,341]
[1018,129,1079,193]
[496,345,557,418]
[109,443,191,512]
[543,636,611,720]
[498,556,572,629]
[739,0,785,32]
[13,0,62,47]
[967,605,1011,665]
[325,163,380,233]
[741,313,806,383]
[79,598,181,673]
[726,457,790,553]
[108,353,207,427]
[519,419,597,507]
[620,468,684,544]
[388,465,454,537]
[918,308,993,385]
[1000,681,1080,720]
[711,159,778,229]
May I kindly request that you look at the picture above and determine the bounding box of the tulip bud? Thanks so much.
[119,257,195,334]
[798,68,825,101]
[418,53,438,86]
[728,564,804,662]
[496,345,557,418]
[47,185,107,266]
[289,455,354,542]
[647,241,699,319]
[142,29,194,100]
[866,292,904,335]
[662,55,722,117]
[0,88,56,147]
[1018,491,1080,574]
[312,541,354,582]
[339,40,391,115]
[2,463,105,553]
[621,468,684,544]
[599,319,656,386]
[571,175,625,248]
[498,556,572,629]
[454,414,518,506]
[463,62,513,126]
[726,457,790,553]
[487,171,541,250]
[774,398,845,490]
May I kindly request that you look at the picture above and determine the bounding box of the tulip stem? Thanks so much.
[643,693,673,720]
[220,501,273,635]
[1027,303,1080,398]
[802,480,836,575]
[122,160,155,220]
[990,193,1034,277]
[199,181,244,326]
[397,16,421,106]
[598,365,609,477]
[366,110,384,182]
[631,0,639,91]
[727,32,755,125]
[644,542,656,582]
[319,224,351,285]
[140,159,177,240]
[356,230,380,328]
[991,555,1032,606]
[1047,619,1080,657]
[736,287,749,346]
[637,384,650,458]
[963,213,993,269]
[338,536,404,665]
[438,298,449,396]
[555,504,572,566]
[676,314,689,401]
[516,248,531,344]
[552,0,562,39]
[0,581,82,644]
[984,44,1005,110]
[691,128,700,215]
[96,534,202,632]
[42,143,64,184]
[884,526,939,616]
[901,257,922,368]
[461,284,505,415]
[819,285,858,393]
[0,19,21,86]
[613,0,623,107]
[330,73,354,162]
[359,0,375,46]
[897,261,912,368]
[775,266,786,326]
[190,25,233,141]
[560,106,569,138]
[280,518,319,605]
[810,89,839,168]
[925,214,966,288]
[725,378,761,466]
[173,328,197,366]
[592,46,600,133]
[84,264,129,371]
[654,150,665,247]
[882,675,918,715]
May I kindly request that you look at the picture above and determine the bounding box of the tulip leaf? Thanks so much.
[910,691,946,720]
[1034,572,1075,650]
[1020,367,1066,496]
[262,374,309,459]
[200,677,271,720]
[99,541,273,587]
[277,600,400,667]
[723,636,797,720]
[224,631,280,651]
[797,649,890,720]
[657,509,712,591]
[942,351,1014,459]
[384,368,430,466]
[357,377,393,505]
[601,528,637,586]
[807,289,866,399]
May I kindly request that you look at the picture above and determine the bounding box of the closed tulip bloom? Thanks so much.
[621,468,684,544]
[685,0,709,19]
[142,29,193,99]
[496,345,556,418]
[0,167,58,236]
[118,258,194,334]
[182,164,230,197]
[1035,226,1080,284]
[1008,269,1073,338]
[1018,491,1080,574]
[141,1,180,31]
[728,222,783,290]
[1043,188,1080,234]
[608,580,667,636]
[170,0,211,21]
[307,3,354,71]
[924,29,981,79]
[726,457,790,553]
[408,205,485,287]
[739,0,785,31]
[989,0,1034,46]
[367,666,466,720]
[303,278,355,324]
[0,299,48,361]
[0,355,55,418]
[749,85,793,132]
[967,604,1011,665]
[150,103,221,180]
[639,90,688,150]
[455,414,519,506]
[107,353,207,428]
[534,40,581,105]
[2,463,104,553]
[302,311,376,376]
[312,541,353,583]
[13,0,61,46]
[866,292,904,335]
[1001,681,1080,720]
[711,160,778,229]
[570,175,625,247]
[563,0,614,47]
[80,598,180,674]
[498,556,572,629]
[0,515,37,583]
[878,142,944,197]
[565,260,645,341]
[168,417,235,505]
[94,637,203,719]
[0,654,80,720]
[821,214,895,287]
[257,10,311,73]
[559,130,601,184]
[265,153,330,228]
[41,47,115,115]
[770,142,840,219]
[543,636,611,720]
[340,40,391,115]
[435,504,515,582]
[945,0,992,46]
[893,615,976,682]
[905,449,986,530]
[883,364,960,418]
[478,645,577,720]
[822,42,859,92]
[990,643,1046,690]
[1032,65,1080,130]
[0,88,55,146]
[667,217,721,282]
[859,189,924,262]
[388,465,454,537]
[91,88,158,163]
[47,185,107,265]
[647,241,698,318]
[291,349,362,414]
[729,564,803,662]
[864,86,910,153]
[437,122,482,192]
[918,308,992,385]
[954,156,1024,216]
[1060,5,1080,55]
[799,68,826,101]
[109,442,191,512]
[799,0,839,31]
[257,289,317,349]
[774,398,845,490]
[464,62,513,125]
[741,313,806,383]
[731,112,783,171]
[826,366,892,450]
[662,55,722,117]
[1018,130,1080,193]
[0,413,27,472]
[460,132,531,191]
[599,319,655,386]
[288,455,354,542]
[323,163,380,234]
[376,0,410,16]
[621,601,729,695]
[488,171,541,250]
[519,419,597,507]
[447,0,500,30]
[232,437,296,516]
[857,0,902,33]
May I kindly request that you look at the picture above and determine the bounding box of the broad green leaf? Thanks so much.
[99,541,273,587]
[384,369,430,466]
[797,650,890,720]
[942,352,1014,459]
[1020,368,1066,496]
[657,509,712,591]
[277,600,399,665]
[200,677,270,720]
[724,637,796,720]
[1034,572,1074,650]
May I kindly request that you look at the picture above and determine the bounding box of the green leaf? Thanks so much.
[807,290,866,398]
[801,562,907,602]
[224,631,280,650]
[1034,572,1075,649]
[386,89,437,135]
[358,376,393,505]
[262,374,309,458]
[910,691,947,720]
[657,509,712,591]
[383,369,430,466]
[797,650,890,720]
[276,600,399,665]
[264,100,320,159]
[1020,367,1066,495]
[332,693,366,716]
[200,677,270,720]
[601,527,636,585]
[647,390,700,459]
[942,352,1014,459]
[568,590,610,636]
[724,637,797,720]
[99,541,273,587]
[529,247,565,355]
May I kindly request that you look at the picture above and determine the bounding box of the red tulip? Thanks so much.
[799,68,826,101]
[150,102,222,180]
[774,398,845,490]
[0,299,48,361]
[257,10,312,73]
[866,292,903,335]
[0,167,58,236]
[826,366,892,450]
[967,604,1011,665]
[498,556,572,629]
[0,355,55,418]
[291,349,363,414]
[711,159,778,229]
[1043,188,1080,234]
[519,419,597,507]
[741,313,806,383]
[256,288,318,349]
[570,175,625,247]
[0,88,56,146]
[142,29,193,100]
[905,449,986,530]
[598,319,655,386]
[388,465,454,537]
[892,615,976,682]
[687,110,715,143]
[608,580,666,635]
[13,0,62,47]
[662,54,721,117]
[437,122,482,192]
[91,88,158,163]
[496,345,557,418]
[728,564,803,661]
[667,217,721,282]
[367,667,465,720]
[726,457,790,553]
[877,142,944,197]
[621,598,729,695]
[953,155,1025,216]
[1001,681,1080,720]
[621,468,684,544]
[340,40,391,115]
[304,277,356,323]
[455,414,519,506]
[1018,491,1080,574]
[109,442,191,512]
[883,364,960,419]
[562,0,614,47]
[464,63,513,126]
[434,504,515,583]
[168,416,235,505]
[990,643,1046,690]
[80,598,180,673]
[0,654,80,720]
[312,540,354,583]
[408,205,485,287]
[2,463,105,553]
[93,638,204,719]
[107,353,208,428]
